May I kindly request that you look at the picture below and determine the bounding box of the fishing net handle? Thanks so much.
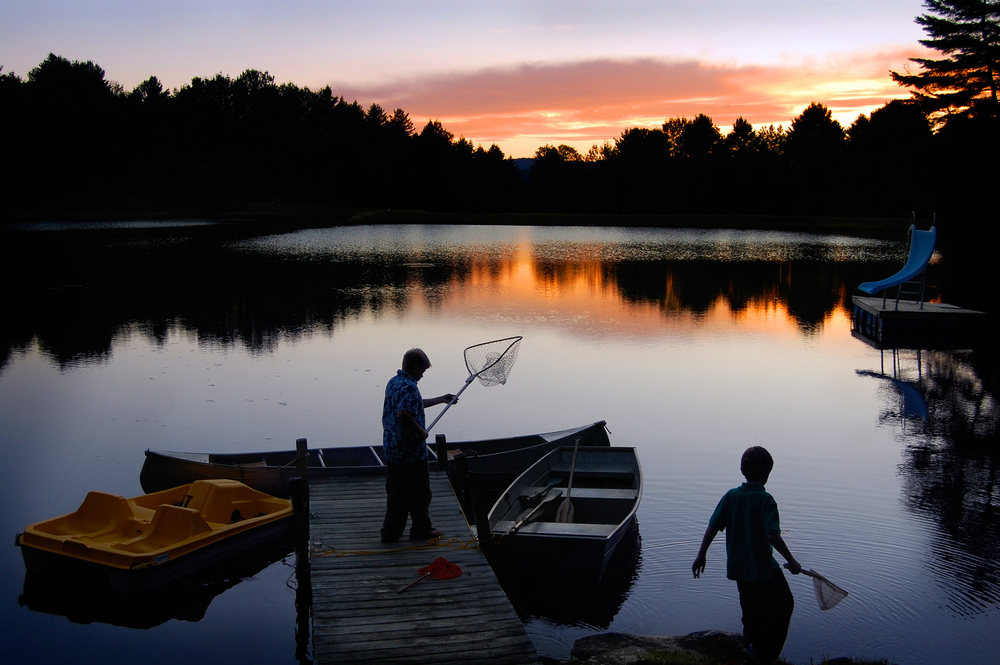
[425,374,474,432]
[425,336,522,433]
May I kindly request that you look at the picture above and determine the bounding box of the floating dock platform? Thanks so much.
[306,472,540,665]
[852,296,988,348]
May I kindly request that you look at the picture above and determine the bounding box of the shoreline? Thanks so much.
[553,631,882,665]
[1,206,912,240]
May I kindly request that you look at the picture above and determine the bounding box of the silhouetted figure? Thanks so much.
[380,348,456,543]
[692,446,802,664]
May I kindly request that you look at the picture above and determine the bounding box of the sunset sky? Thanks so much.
[3,1,932,157]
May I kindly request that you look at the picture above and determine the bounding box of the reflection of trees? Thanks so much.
[1,225,914,370]
[0,226,465,369]
[608,259,876,333]
[866,349,1000,616]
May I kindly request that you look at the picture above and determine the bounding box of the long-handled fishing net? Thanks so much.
[801,569,849,611]
[426,336,522,432]
[396,557,463,593]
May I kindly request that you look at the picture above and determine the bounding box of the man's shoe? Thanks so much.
[380,529,400,543]
[410,529,443,540]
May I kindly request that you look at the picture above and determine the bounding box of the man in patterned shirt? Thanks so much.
[381,348,457,543]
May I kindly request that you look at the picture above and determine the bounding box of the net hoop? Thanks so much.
[464,336,522,387]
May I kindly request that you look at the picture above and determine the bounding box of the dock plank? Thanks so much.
[307,472,539,664]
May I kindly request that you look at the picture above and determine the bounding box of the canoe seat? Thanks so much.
[34,491,137,538]
[113,505,212,553]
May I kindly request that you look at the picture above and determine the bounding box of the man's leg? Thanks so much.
[381,462,408,542]
[405,460,436,538]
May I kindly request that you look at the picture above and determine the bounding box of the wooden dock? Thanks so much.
[306,472,540,665]
[852,296,988,347]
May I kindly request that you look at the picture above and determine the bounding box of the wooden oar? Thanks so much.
[524,477,561,505]
[555,437,581,523]
[508,490,562,534]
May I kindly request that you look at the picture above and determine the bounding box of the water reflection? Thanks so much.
[18,540,292,629]
[1,224,905,371]
[493,522,642,630]
[3,222,999,664]
[860,347,1000,617]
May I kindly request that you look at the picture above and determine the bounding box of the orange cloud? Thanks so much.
[332,46,932,157]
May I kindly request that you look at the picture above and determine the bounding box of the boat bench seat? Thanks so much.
[184,479,282,524]
[509,521,619,537]
[519,487,638,501]
[549,462,634,480]
[34,491,138,538]
[112,505,212,553]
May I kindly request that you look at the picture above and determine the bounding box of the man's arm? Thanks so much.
[767,533,801,574]
[423,394,457,408]
[398,409,428,441]
[692,526,720,578]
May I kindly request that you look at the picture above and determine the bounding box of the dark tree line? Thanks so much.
[1,0,997,229]
[0,55,523,217]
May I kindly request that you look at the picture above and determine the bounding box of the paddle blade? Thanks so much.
[554,497,574,523]
[509,490,561,534]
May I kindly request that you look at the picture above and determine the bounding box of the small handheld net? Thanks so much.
[426,336,522,432]
[397,557,462,593]
[464,337,522,387]
[805,569,848,611]
[418,557,462,579]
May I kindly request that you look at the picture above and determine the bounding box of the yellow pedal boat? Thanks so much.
[16,479,293,593]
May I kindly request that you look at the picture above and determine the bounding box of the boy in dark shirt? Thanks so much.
[692,446,801,665]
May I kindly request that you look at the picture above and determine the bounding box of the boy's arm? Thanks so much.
[423,394,457,408]
[398,409,428,441]
[767,533,802,574]
[692,526,720,578]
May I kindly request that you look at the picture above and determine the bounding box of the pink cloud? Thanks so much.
[330,48,931,157]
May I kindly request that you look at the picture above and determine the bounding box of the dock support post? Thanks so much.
[291,475,312,663]
[292,438,310,559]
[295,438,309,487]
[435,434,448,478]
[292,476,309,550]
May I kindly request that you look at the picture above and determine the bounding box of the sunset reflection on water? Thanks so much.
[2,224,995,665]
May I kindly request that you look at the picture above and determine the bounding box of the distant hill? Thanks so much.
[512,158,533,180]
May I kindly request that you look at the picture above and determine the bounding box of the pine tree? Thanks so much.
[890,0,1000,125]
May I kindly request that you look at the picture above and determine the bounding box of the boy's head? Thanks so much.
[402,348,431,380]
[740,446,773,484]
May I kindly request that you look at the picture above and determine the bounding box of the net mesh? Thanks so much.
[418,557,462,580]
[812,572,848,611]
[464,336,522,387]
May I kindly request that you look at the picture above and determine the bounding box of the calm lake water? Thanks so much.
[1,222,997,664]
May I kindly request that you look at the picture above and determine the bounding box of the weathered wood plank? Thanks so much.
[307,472,539,664]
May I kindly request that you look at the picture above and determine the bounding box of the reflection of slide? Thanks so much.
[891,377,929,422]
[857,369,928,424]
[859,224,936,299]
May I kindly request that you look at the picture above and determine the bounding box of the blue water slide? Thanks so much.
[858,225,936,295]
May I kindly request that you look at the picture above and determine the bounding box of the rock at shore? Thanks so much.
[569,630,747,664]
